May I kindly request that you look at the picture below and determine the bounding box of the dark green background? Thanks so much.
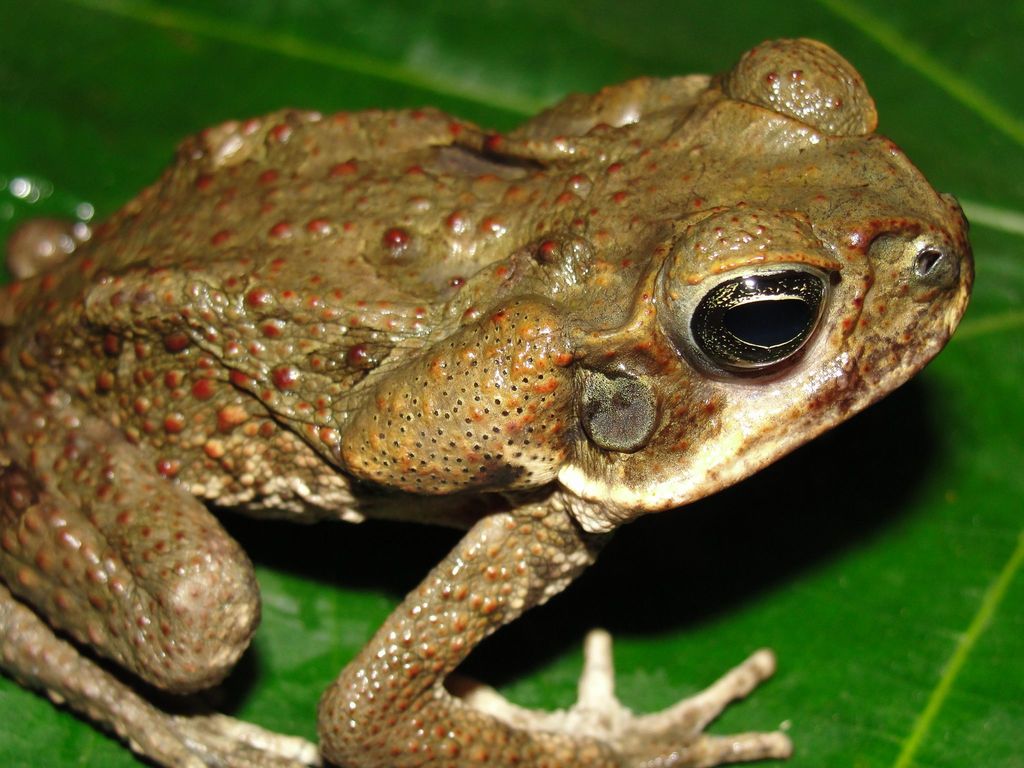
[1,1,1022,766]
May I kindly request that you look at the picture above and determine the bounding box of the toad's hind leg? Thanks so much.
[0,396,317,766]
[0,583,320,768]
[0,397,258,692]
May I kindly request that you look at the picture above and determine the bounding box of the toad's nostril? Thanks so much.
[912,247,958,289]
[914,249,944,278]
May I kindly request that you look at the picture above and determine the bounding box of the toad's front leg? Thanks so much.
[319,491,613,766]
[318,491,791,768]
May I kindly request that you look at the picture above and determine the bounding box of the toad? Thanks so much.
[0,38,972,767]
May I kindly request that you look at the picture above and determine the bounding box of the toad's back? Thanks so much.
[0,106,586,517]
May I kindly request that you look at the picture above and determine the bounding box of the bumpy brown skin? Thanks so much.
[0,39,971,768]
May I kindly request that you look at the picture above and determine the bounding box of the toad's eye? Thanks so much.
[687,269,830,373]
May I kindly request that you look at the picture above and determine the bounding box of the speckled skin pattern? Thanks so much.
[0,39,971,768]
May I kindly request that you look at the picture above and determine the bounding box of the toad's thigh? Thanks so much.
[0,395,259,692]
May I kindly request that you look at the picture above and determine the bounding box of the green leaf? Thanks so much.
[1,1,1021,766]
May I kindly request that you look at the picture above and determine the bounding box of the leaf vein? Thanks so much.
[960,199,1024,239]
[815,0,1024,148]
[60,0,541,117]
[956,310,1024,341]
[891,529,1024,768]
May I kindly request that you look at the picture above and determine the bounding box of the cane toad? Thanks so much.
[0,38,972,767]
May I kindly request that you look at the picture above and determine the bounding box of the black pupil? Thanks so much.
[723,298,812,349]
[690,270,826,372]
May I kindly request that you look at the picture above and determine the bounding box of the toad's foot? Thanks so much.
[161,713,321,768]
[450,629,792,767]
